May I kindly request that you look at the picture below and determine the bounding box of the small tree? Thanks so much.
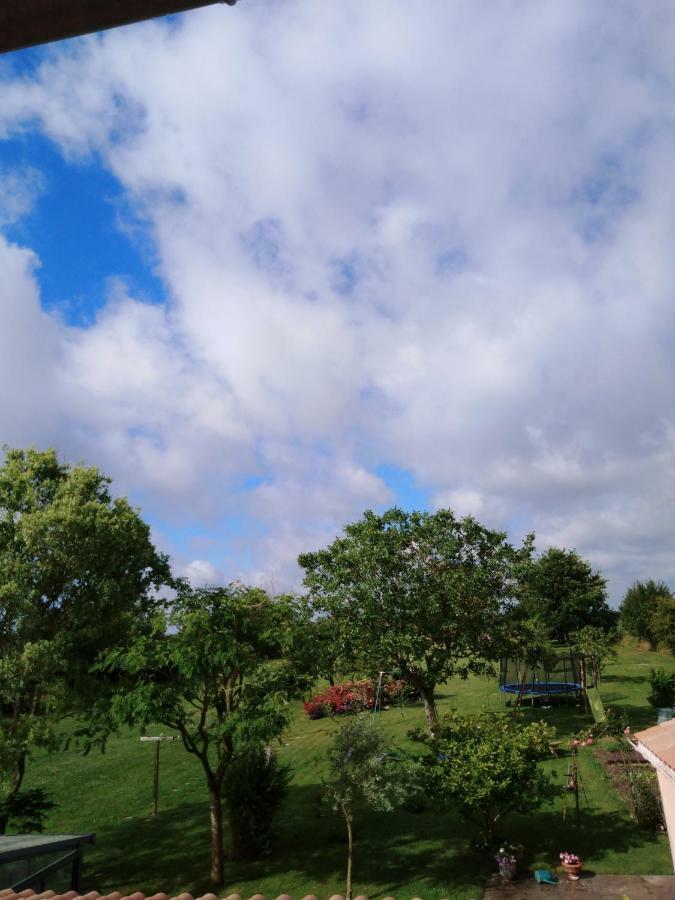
[411,710,557,844]
[572,625,619,684]
[324,714,412,900]
[105,584,309,886]
[518,548,617,642]
[620,580,671,649]
[300,507,532,733]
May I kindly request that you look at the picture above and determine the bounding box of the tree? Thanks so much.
[571,625,619,685]
[299,507,532,733]
[649,596,675,654]
[518,548,617,642]
[323,714,413,900]
[620,580,672,649]
[105,584,310,887]
[0,447,171,832]
[411,710,557,843]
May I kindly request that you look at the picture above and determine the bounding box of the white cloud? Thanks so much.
[1,1,675,599]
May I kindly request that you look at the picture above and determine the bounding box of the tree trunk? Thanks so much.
[344,809,353,900]
[208,783,224,887]
[0,751,27,835]
[416,684,439,734]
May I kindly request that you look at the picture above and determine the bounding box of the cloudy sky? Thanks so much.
[1,0,674,602]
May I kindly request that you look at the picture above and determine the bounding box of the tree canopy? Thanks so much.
[620,579,673,650]
[0,447,171,831]
[516,547,617,642]
[299,507,532,732]
[105,583,310,886]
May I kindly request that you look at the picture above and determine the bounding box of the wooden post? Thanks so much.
[140,735,175,815]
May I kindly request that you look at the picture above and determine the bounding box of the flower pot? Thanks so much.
[561,862,582,881]
[498,861,517,881]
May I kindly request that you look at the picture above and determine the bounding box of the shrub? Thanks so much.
[222,746,291,860]
[0,788,55,833]
[303,677,414,718]
[411,710,558,843]
[628,768,664,830]
[647,669,675,708]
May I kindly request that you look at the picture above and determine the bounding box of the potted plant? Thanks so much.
[559,851,582,880]
[495,844,518,880]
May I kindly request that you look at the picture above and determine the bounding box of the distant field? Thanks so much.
[22,644,675,900]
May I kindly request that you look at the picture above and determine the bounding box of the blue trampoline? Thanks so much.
[500,680,582,696]
[500,651,586,707]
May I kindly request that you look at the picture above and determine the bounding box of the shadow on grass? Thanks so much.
[82,773,668,899]
[512,806,663,868]
[601,674,648,684]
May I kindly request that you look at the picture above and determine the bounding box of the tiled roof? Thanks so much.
[0,891,404,900]
[634,718,675,771]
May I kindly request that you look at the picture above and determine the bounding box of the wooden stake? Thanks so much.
[140,735,175,816]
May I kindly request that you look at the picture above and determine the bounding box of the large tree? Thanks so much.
[620,579,672,650]
[105,584,310,887]
[0,447,171,832]
[517,547,617,642]
[299,507,532,733]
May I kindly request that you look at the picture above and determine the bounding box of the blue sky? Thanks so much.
[1,0,675,600]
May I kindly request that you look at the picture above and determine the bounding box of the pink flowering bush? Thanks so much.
[560,851,581,865]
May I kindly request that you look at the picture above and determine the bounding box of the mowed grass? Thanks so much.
[21,644,675,899]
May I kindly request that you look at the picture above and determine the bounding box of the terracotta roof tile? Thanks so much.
[0,889,431,900]
[635,718,675,770]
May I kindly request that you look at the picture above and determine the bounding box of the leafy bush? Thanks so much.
[411,710,558,843]
[629,768,664,830]
[0,788,55,833]
[647,669,675,708]
[303,678,413,719]
[222,746,291,860]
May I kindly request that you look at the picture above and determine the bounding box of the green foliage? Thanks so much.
[105,584,311,885]
[572,625,619,683]
[517,547,616,642]
[411,710,558,842]
[222,747,291,861]
[646,668,675,708]
[0,447,171,830]
[620,580,672,649]
[628,767,664,830]
[0,787,55,833]
[649,596,675,654]
[300,507,533,731]
[324,714,413,815]
[323,714,414,900]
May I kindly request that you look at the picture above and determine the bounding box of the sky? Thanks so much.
[1,0,675,602]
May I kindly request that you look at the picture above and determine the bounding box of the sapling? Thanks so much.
[323,714,413,900]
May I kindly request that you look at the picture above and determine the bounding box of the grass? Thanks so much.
[20,643,675,899]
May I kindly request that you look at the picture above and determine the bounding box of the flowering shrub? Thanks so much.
[560,851,580,865]
[495,842,520,867]
[304,678,413,718]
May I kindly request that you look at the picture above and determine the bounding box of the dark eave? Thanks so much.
[0,1,238,55]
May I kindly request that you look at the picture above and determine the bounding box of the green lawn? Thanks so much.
[21,644,675,899]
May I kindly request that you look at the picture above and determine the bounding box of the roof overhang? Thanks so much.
[0,1,237,55]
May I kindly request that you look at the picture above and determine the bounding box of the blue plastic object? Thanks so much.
[534,869,559,884]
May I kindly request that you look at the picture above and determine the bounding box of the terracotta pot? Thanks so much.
[561,862,582,880]
[498,862,517,881]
